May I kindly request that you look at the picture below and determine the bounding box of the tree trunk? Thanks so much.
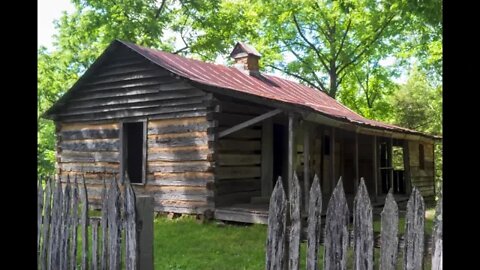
[329,68,338,98]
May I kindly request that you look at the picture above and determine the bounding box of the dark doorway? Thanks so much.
[123,122,145,183]
[272,124,286,185]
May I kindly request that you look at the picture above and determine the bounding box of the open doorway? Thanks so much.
[121,121,146,184]
[272,123,286,186]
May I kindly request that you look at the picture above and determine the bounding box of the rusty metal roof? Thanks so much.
[119,40,436,138]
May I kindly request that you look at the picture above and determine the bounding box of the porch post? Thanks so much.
[303,124,310,213]
[330,127,336,193]
[373,136,378,201]
[288,113,294,195]
[354,132,359,192]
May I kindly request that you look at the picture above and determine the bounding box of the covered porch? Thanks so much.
[212,100,416,224]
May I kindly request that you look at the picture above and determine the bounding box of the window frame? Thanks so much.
[120,119,147,184]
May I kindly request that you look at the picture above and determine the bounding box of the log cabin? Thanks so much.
[43,40,440,224]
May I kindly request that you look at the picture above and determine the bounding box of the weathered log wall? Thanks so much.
[212,97,268,206]
[55,45,216,214]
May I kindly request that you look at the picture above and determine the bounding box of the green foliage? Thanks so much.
[38,47,79,175]
[390,67,442,135]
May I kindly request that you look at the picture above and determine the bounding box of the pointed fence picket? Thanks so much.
[265,175,443,270]
[37,175,152,270]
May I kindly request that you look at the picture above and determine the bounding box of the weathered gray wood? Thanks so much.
[107,177,121,270]
[80,176,89,270]
[60,151,120,163]
[353,178,373,270]
[217,153,261,166]
[214,112,262,126]
[148,162,212,173]
[218,109,281,138]
[148,136,209,148]
[84,69,171,86]
[287,114,294,196]
[76,77,177,94]
[217,99,270,115]
[60,163,120,174]
[136,196,154,270]
[60,129,119,140]
[431,194,442,270]
[125,181,137,270]
[324,177,349,270]
[40,178,52,270]
[306,174,322,270]
[217,139,261,152]
[49,177,63,269]
[60,139,120,152]
[91,219,100,270]
[261,119,273,197]
[266,178,287,270]
[216,166,261,180]
[37,177,44,257]
[215,190,262,206]
[148,122,212,135]
[71,88,204,107]
[148,149,210,162]
[379,190,399,270]
[70,176,80,270]
[404,187,425,270]
[61,175,72,270]
[373,136,378,201]
[94,64,159,79]
[288,172,301,270]
[217,127,261,139]
[101,178,109,270]
[216,178,261,195]
[60,103,207,122]
[67,95,206,116]
[59,106,208,124]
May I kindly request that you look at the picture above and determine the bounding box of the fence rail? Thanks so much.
[37,175,142,270]
[266,173,443,270]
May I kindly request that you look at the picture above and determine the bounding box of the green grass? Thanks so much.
[154,216,266,270]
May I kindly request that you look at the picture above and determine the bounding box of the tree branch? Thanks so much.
[155,0,167,18]
[334,18,352,61]
[283,42,326,90]
[337,14,396,75]
[293,14,330,71]
[267,64,326,91]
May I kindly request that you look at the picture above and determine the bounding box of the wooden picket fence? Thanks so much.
[266,173,443,270]
[37,175,139,270]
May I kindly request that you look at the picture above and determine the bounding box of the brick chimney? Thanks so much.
[230,42,261,75]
